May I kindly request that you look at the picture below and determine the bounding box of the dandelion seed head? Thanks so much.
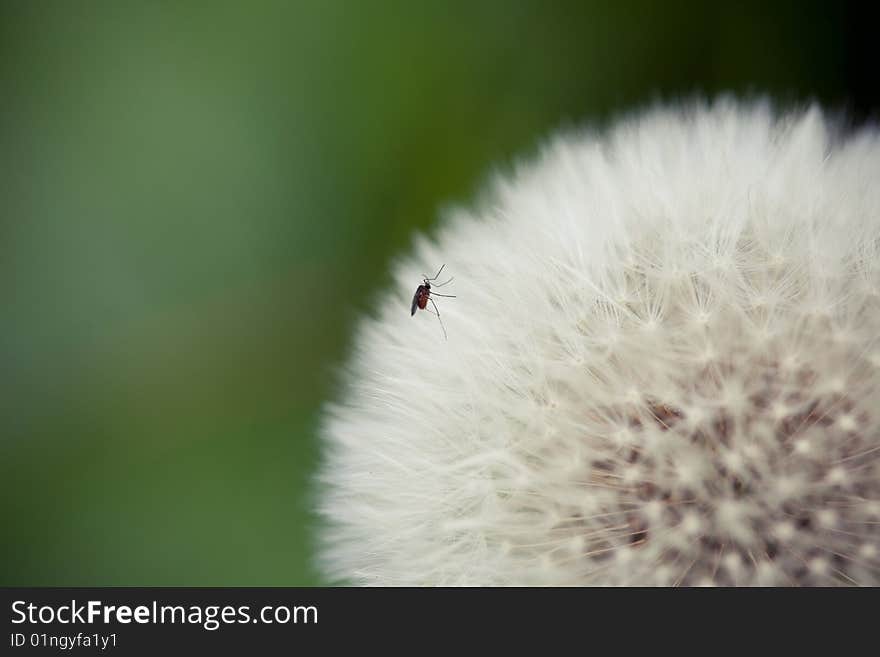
[317,99,880,585]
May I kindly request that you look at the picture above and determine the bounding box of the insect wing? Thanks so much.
[411,288,421,316]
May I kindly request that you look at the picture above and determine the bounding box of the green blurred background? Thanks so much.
[1,1,875,585]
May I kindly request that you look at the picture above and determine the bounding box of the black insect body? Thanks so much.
[411,264,455,339]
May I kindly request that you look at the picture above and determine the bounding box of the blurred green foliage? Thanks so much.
[0,1,870,584]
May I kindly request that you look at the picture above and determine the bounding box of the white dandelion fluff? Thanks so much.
[317,98,880,586]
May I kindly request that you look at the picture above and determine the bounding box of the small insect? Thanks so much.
[411,264,456,339]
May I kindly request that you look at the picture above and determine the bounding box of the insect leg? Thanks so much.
[433,276,455,287]
[428,297,448,340]
[424,264,446,281]
[430,292,456,298]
